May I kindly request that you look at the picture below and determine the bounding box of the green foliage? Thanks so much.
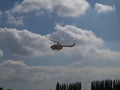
[56,79,120,90]
[91,79,120,90]
[0,87,3,90]
[56,82,81,90]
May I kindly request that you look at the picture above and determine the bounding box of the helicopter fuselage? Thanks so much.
[51,44,63,50]
[51,43,75,50]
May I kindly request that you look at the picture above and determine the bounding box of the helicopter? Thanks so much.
[50,41,75,50]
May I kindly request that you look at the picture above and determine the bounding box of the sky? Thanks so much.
[0,0,120,90]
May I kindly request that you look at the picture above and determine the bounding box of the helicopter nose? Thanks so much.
[51,45,54,49]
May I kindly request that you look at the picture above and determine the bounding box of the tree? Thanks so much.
[56,82,60,90]
[0,87,3,90]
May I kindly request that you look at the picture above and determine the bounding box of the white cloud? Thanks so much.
[95,3,115,13]
[5,11,24,26]
[0,60,120,90]
[0,50,3,57]
[50,24,104,46]
[48,24,120,60]
[54,0,90,17]
[0,60,28,80]
[0,24,120,59]
[11,0,90,17]
[0,27,52,57]
[4,0,89,26]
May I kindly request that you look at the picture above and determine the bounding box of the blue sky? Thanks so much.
[0,0,120,90]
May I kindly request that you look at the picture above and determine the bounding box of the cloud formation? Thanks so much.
[0,60,120,87]
[5,11,24,26]
[48,24,120,60]
[95,3,115,13]
[0,24,120,59]
[11,0,90,17]
[0,28,52,57]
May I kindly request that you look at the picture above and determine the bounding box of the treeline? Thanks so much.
[56,80,120,90]
[56,82,81,90]
[0,87,12,90]
[91,79,120,90]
